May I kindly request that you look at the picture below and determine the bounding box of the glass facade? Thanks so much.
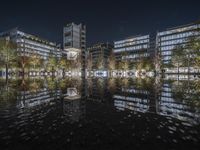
[157,23,200,64]
[114,35,151,62]
[0,28,61,60]
[63,23,86,50]
[87,43,113,70]
[63,23,86,75]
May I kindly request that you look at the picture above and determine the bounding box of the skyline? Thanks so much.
[0,0,200,46]
[1,1,200,148]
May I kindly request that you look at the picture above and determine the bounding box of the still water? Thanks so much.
[0,77,200,149]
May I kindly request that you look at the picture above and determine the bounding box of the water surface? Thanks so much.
[0,77,200,149]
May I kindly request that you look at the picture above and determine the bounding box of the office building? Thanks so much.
[0,28,61,60]
[63,23,86,74]
[157,21,200,65]
[87,43,113,70]
[113,34,154,63]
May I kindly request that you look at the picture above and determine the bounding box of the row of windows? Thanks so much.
[162,87,172,92]
[122,53,149,59]
[64,27,72,32]
[158,25,199,36]
[64,38,72,43]
[114,44,148,53]
[160,38,186,46]
[114,39,149,48]
[16,38,57,50]
[161,51,172,56]
[17,50,49,59]
[160,45,175,51]
[160,32,194,41]
[114,100,149,112]
[114,35,149,45]
[162,56,171,61]
[18,48,59,57]
[161,92,172,97]
[114,95,148,103]
[20,44,57,54]
[121,88,149,94]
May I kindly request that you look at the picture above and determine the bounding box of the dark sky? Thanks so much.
[0,0,200,46]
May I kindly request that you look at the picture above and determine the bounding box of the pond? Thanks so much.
[0,77,200,149]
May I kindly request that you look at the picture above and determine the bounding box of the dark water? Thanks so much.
[0,77,200,150]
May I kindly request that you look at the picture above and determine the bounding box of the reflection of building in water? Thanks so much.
[63,87,85,122]
[87,78,109,102]
[16,88,60,108]
[113,80,200,124]
[63,98,85,122]
[113,86,152,112]
[158,81,200,124]
[64,88,81,100]
[114,95,149,112]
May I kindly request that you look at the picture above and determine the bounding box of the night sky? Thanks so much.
[0,0,200,46]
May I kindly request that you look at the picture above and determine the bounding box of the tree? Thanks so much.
[194,56,200,70]
[154,50,162,74]
[47,53,57,75]
[129,61,136,70]
[108,51,116,71]
[122,61,129,70]
[59,56,71,76]
[171,45,185,74]
[0,38,18,80]
[184,36,200,74]
[74,53,82,69]
[121,51,129,70]
[29,52,41,70]
[189,37,200,70]
[144,59,154,71]
[87,53,93,71]
[97,53,104,70]
[19,56,30,76]
[136,60,143,71]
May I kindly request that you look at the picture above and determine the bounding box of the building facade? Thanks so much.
[157,21,200,65]
[63,23,86,74]
[63,23,86,51]
[0,28,61,60]
[113,21,200,73]
[113,35,153,63]
[87,43,113,70]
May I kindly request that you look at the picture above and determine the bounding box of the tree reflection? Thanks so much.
[0,78,18,103]
[185,80,200,108]
[171,80,185,102]
[97,78,105,97]
[107,78,117,94]
[29,79,44,94]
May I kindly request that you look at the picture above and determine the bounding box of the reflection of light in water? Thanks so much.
[158,83,200,125]
[164,74,197,80]
[113,80,200,125]
[122,87,149,94]
[160,82,200,124]
[94,71,107,77]
[17,88,59,108]
[64,88,81,100]
[63,99,83,122]
[114,95,149,113]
